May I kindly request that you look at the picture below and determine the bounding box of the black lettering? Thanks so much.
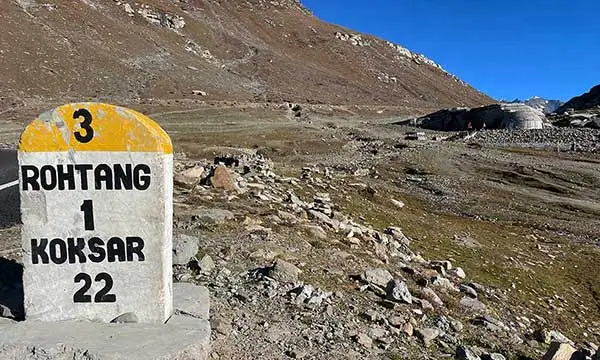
[75,164,93,190]
[88,237,106,263]
[134,164,151,190]
[56,164,75,190]
[94,273,116,303]
[40,165,57,190]
[73,109,94,144]
[49,238,67,264]
[106,237,126,262]
[67,237,87,264]
[31,238,49,264]
[114,164,133,190]
[95,164,113,190]
[21,166,40,191]
[126,237,145,261]
[73,273,92,303]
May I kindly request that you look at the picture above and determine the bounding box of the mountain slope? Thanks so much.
[557,84,600,113]
[0,0,493,109]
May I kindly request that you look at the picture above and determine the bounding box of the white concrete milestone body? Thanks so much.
[18,103,173,324]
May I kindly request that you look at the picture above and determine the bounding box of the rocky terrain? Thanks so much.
[1,1,600,359]
[2,103,600,359]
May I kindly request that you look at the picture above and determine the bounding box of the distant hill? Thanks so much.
[0,0,493,110]
[557,85,600,114]
[505,97,563,115]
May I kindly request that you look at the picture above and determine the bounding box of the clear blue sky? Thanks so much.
[302,0,599,102]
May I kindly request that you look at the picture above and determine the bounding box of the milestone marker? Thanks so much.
[18,103,173,324]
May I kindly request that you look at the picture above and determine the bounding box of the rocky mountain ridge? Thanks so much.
[0,0,492,110]
[557,84,600,114]
[505,96,563,115]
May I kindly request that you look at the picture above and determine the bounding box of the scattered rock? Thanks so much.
[459,284,478,298]
[542,342,577,360]
[354,333,373,348]
[172,234,200,265]
[415,328,441,346]
[361,268,393,288]
[418,287,444,308]
[459,296,486,313]
[268,260,302,283]
[192,208,235,225]
[198,255,215,274]
[450,267,466,279]
[210,165,237,191]
[386,279,412,304]
[456,345,481,360]
[402,322,414,337]
[481,354,506,360]
[390,199,405,208]
[174,166,205,188]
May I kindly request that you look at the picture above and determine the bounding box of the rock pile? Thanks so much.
[114,1,186,30]
[335,32,371,47]
[470,128,600,152]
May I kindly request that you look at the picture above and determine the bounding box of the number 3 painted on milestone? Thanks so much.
[73,109,94,143]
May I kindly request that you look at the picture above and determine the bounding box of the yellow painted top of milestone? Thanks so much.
[19,103,173,153]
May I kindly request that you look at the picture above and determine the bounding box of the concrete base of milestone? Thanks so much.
[0,283,211,360]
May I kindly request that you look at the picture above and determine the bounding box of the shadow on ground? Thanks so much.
[0,257,23,321]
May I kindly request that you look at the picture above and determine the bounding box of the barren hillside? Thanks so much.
[0,0,493,110]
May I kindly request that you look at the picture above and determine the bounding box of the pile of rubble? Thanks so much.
[114,1,186,30]
[335,32,371,47]
[471,128,600,152]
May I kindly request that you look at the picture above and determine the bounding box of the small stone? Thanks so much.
[368,327,387,340]
[174,166,205,188]
[388,315,405,327]
[456,345,481,360]
[481,354,506,360]
[418,287,444,308]
[361,268,393,288]
[269,259,302,283]
[459,296,486,313]
[172,234,200,265]
[111,312,138,323]
[192,90,208,96]
[451,267,466,279]
[363,309,384,323]
[304,224,327,240]
[402,322,414,336]
[415,328,441,346]
[386,279,412,304]
[210,165,236,190]
[354,333,373,348]
[431,276,458,292]
[459,284,478,298]
[450,319,464,332]
[199,255,215,274]
[193,208,235,225]
[542,342,577,360]
[391,199,405,208]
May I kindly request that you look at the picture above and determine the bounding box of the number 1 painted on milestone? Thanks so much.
[80,200,95,231]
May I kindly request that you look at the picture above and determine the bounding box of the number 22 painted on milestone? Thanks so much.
[72,109,116,303]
